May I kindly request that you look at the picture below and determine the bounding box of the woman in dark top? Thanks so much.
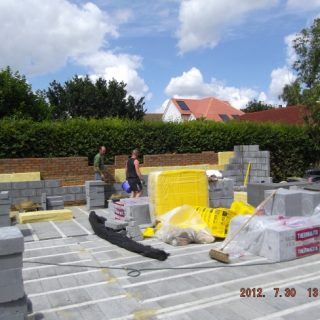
[125,149,143,198]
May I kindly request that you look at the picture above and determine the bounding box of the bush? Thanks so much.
[0,118,317,181]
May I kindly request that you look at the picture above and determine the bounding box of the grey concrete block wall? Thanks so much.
[86,180,106,210]
[0,226,27,319]
[0,180,86,206]
[223,145,272,187]
[0,191,10,227]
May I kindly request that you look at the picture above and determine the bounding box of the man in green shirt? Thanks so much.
[94,146,106,181]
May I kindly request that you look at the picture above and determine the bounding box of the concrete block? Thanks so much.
[112,183,123,192]
[47,200,64,206]
[105,220,128,230]
[0,227,24,256]
[46,196,63,201]
[264,188,303,216]
[12,182,28,190]
[47,205,64,210]
[0,215,10,226]
[248,145,259,151]
[300,190,320,216]
[0,204,10,215]
[0,295,28,320]
[0,191,9,200]
[27,181,44,189]
[44,180,60,188]
[75,193,86,201]
[9,189,21,198]
[51,187,65,195]
[67,186,83,194]
[209,198,233,208]
[63,194,76,202]
[0,183,12,191]
[20,189,36,197]
[85,180,105,187]
[86,198,105,207]
[0,268,24,303]
[41,193,46,210]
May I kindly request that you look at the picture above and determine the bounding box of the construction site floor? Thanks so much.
[18,206,320,320]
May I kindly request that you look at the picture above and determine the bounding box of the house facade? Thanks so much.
[162,97,243,122]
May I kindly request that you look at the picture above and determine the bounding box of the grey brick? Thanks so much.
[0,183,12,191]
[0,191,9,200]
[85,180,105,187]
[0,204,10,216]
[47,200,64,207]
[0,295,28,320]
[0,215,10,227]
[248,145,259,151]
[44,179,60,188]
[75,193,86,201]
[86,198,105,207]
[27,181,44,189]
[12,182,28,190]
[67,186,83,194]
[63,194,76,202]
[20,189,36,197]
[51,187,65,195]
[0,268,24,303]
[47,205,64,210]
[44,188,53,195]
[105,220,128,230]
[46,196,63,201]
[0,254,22,271]
[0,227,24,256]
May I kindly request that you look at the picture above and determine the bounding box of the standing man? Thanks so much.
[94,145,106,181]
[126,149,143,198]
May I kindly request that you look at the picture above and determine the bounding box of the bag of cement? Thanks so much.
[155,205,215,245]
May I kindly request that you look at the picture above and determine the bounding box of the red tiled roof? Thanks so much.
[171,97,243,121]
[239,105,308,125]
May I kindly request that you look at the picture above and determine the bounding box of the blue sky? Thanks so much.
[0,0,319,112]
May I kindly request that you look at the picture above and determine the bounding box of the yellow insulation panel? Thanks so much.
[234,191,248,203]
[148,169,209,217]
[18,209,73,224]
[0,172,41,182]
[114,164,223,183]
[218,151,234,165]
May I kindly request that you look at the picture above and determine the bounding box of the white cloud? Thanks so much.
[287,0,320,11]
[165,67,262,109]
[79,51,150,100]
[285,34,298,67]
[0,0,117,75]
[269,67,296,98]
[177,0,279,53]
[0,0,150,100]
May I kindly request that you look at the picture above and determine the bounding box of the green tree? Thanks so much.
[280,18,320,157]
[47,75,146,120]
[242,100,274,113]
[0,66,50,121]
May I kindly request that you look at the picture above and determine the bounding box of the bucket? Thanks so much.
[121,180,132,193]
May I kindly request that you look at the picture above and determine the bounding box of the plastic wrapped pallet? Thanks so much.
[148,170,208,218]
[225,213,320,261]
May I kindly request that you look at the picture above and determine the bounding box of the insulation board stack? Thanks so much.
[264,188,320,216]
[223,145,272,186]
[148,169,209,218]
[0,191,10,227]
[85,180,106,210]
[17,209,72,224]
[208,178,234,208]
[46,196,64,210]
[112,197,152,227]
[0,226,29,320]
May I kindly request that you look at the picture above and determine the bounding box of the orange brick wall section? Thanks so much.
[0,151,218,186]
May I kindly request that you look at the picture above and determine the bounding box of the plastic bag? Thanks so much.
[155,205,215,245]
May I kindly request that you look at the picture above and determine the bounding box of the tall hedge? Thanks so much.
[0,118,317,181]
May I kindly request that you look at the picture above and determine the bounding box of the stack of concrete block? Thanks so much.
[46,196,64,210]
[247,181,311,206]
[85,180,106,210]
[264,188,320,216]
[0,191,10,227]
[0,226,29,320]
[112,197,153,227]
[223,145,272,187]
[0,180,86,206]
[208,178,234,208]
[105,220,128,231]
[126,219,143,241]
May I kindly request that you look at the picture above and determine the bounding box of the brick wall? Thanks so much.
[0,151,218,186]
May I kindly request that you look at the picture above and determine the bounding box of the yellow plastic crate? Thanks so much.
[194,206,237,238]
[148,169,208,217]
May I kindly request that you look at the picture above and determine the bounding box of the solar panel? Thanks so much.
[219,114,230,122]
[176,100,190,111]
[232,114,240,119]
